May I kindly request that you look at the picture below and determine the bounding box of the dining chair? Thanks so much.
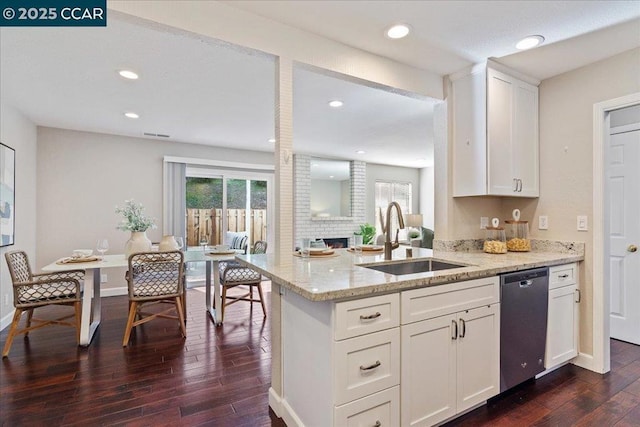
[3,250,83,357]
[123,251,186,347]
[220,240,268,321]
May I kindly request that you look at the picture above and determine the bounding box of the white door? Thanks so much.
[609,126,640,344]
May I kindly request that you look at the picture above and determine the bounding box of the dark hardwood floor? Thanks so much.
[2,287,640,426]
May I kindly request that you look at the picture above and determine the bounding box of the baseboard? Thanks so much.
[101,287,127,297]
[1,309,15,331]
[572,352,598,372]
[281,399,306,427]
[268,387,283,418]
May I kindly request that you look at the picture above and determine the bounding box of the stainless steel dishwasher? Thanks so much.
[500,267,549,392]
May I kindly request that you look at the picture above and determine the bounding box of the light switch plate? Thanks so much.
[480,217,489,229]
[577,215,588,231]
[538,216,548,230]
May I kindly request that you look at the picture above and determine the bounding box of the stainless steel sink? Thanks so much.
[360,258,467,275]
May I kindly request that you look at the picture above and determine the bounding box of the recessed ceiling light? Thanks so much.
[328,100,343,108]
[268,138,276,143]
[386,24,411,39]
[329,175,334,179]
[119,70,139,80]
[516,35,545,50]
[356,150,366,154]
[124,112,139,119]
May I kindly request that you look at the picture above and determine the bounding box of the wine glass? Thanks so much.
[176,237,184,251]
[200,236,208,252]
[96,238,109,260]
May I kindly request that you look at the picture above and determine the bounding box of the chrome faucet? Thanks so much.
[380,201,405,260]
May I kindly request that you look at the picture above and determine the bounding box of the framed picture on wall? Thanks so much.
[1,142,16,247]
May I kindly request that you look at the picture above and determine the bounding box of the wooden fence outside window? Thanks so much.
[186,208,267,248]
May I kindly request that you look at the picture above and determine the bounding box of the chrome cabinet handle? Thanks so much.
[360,312,381,321]
[513,178,518,192]
[575,289,581,303]
[459,318,466,338]
[360,360,381,371]
[517,179,523,192]
[559,274,569,279]
[373,422,381,427]
[452,320,458,340]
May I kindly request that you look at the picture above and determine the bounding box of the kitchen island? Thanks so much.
[236,243,584,427]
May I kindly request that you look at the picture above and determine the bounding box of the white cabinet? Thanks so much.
[401,278,500,427]
[546,263,580,369]
[452,61,540,198]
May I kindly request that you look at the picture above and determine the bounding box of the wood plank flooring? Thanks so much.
[2,287,639,426]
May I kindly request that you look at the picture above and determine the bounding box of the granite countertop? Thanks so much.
[236,241,584,302]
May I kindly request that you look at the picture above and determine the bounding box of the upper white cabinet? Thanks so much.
[452,61,540,197]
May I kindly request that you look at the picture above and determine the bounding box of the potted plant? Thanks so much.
[355,223,376,245]
[115,199,157,257]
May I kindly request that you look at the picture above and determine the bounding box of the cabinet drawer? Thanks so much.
[401,276,499,325]
[334,328,400,405]
[335,293,400,340]
[334,386,399,427]
[549,263,577,289]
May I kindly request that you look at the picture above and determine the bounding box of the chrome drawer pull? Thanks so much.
[373,422,381,427]
[576,289,581,303]
[360,360,381,371]
[452,320,458,340]
[559,274,569,279]
[360,312,381,321]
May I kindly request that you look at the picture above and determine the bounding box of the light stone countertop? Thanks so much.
[236,244,584,302]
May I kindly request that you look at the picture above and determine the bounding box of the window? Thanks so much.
[375,181,412,237]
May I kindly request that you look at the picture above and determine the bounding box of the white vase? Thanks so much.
[125,231,152,258]
[159,235,179,252]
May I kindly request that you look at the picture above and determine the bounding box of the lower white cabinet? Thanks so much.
[334,386,399,427]
[401,304,500,427]
[546,263,579,369]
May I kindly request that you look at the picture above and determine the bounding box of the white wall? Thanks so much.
[0,103,37,330]
[36,127,274,291]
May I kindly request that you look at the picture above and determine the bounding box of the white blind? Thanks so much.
[374,181,412,236]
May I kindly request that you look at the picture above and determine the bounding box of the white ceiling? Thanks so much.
[1,2,639,169]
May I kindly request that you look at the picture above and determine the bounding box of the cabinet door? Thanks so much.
[513,79,539,197]
[401,315,457,427]
[487,69,516,196]
[456,304,500,412]
[545,285,579,369]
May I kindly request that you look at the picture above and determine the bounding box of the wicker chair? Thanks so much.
[220,240,268,321]
[123,251,186,347]
[3,251,83,357]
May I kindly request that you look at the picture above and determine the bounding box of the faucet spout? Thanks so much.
[383,201,405,260]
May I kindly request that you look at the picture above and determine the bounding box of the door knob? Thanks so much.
[628,244,638,253]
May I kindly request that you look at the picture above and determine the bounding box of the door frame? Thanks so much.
[592,92,640,374]
[186,166,275,252]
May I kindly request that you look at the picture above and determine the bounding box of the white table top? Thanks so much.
[42,250,241,272]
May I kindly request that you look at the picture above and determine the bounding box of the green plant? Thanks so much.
[409,229,421,239]
[115,199,157,232]
[356,223,377,245]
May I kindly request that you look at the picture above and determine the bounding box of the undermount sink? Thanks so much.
[361,258,468,275]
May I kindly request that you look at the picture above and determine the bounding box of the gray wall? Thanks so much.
[0,103,38,329]
[36,127,274,290]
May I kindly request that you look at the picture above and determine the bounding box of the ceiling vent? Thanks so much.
[143,132,170,138]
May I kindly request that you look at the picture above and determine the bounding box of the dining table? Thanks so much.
[42,249,239,346]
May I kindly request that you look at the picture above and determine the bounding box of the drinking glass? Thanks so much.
[300,238,311,258]
[353,234,363,255]
[96,239,109,260]
[200,236,208,252]
[176,237,184,250]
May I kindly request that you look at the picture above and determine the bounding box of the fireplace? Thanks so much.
[321,237,350,249]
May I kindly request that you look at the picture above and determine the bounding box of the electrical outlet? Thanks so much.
[480,217,489,229]
[101,274,108,283]
[577,215,588,231]
[539,215,548,230]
